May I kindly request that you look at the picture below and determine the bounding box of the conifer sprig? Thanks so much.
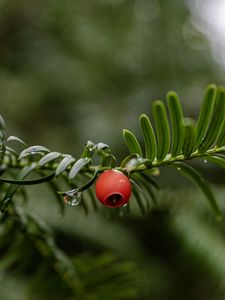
[1,84,225,217]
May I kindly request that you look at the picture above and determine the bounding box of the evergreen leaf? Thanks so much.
[81,140,95,158]
[55,156,76,177]
[5,146,19,157]
[133,173,157,206]
[198,88,225,153]
[39,152,62,166]
[152,100,170,161]
[132,187,146,216]
[130,178,151,211]
[216,119,225,148]
[182,118,195,158]
[140,171,160,190]
[139,114,157,161]
[121,154,151,173]
[7,136,28,148]
[194,84,217,150]
[19,146,51,160]
[121,154,140,168]
[203,155,225,171]
[69,157,90,180]
[123,129,143,156]
[167,91,185,156]
[171,162,222,219]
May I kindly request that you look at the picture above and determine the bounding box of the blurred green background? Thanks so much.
[1,0,225,299]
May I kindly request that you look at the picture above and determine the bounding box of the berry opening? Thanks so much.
[105,193,124,207]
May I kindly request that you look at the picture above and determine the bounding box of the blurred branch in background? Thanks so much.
[0,0,222,153]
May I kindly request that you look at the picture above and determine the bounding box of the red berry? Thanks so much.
[95,170,132,208]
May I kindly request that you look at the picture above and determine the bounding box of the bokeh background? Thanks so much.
[1,0,225,299]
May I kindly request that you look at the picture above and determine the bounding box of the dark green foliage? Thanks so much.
[68,157,90,180]
[182,118,195,158]
[139,114,157,161]
[1,85,225,300]
[198,88,225,152]
[123,129,143,157]
[204,155,225,171]
[0,207,143,300]
[121,84,225,217]
[171,162,222,219]
[152,100,171,161]
[39,152,62,167]
[55,156,76,177]
[1,84,225,220]
[216,119,225,148]
[167,91,184,157]
[194,84,217,151]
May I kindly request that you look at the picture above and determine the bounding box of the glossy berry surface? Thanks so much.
[95,170,132,208]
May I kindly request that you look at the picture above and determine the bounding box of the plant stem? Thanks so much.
[1,146,225,176]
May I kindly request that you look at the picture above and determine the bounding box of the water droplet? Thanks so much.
[63,191,82,206]
[177,167,181,171]
[204,159,207,164]
[123,203,128,207]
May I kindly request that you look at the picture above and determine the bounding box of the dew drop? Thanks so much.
[63,191,82,207]
[177,167,181,171]
[204,159,207,164]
